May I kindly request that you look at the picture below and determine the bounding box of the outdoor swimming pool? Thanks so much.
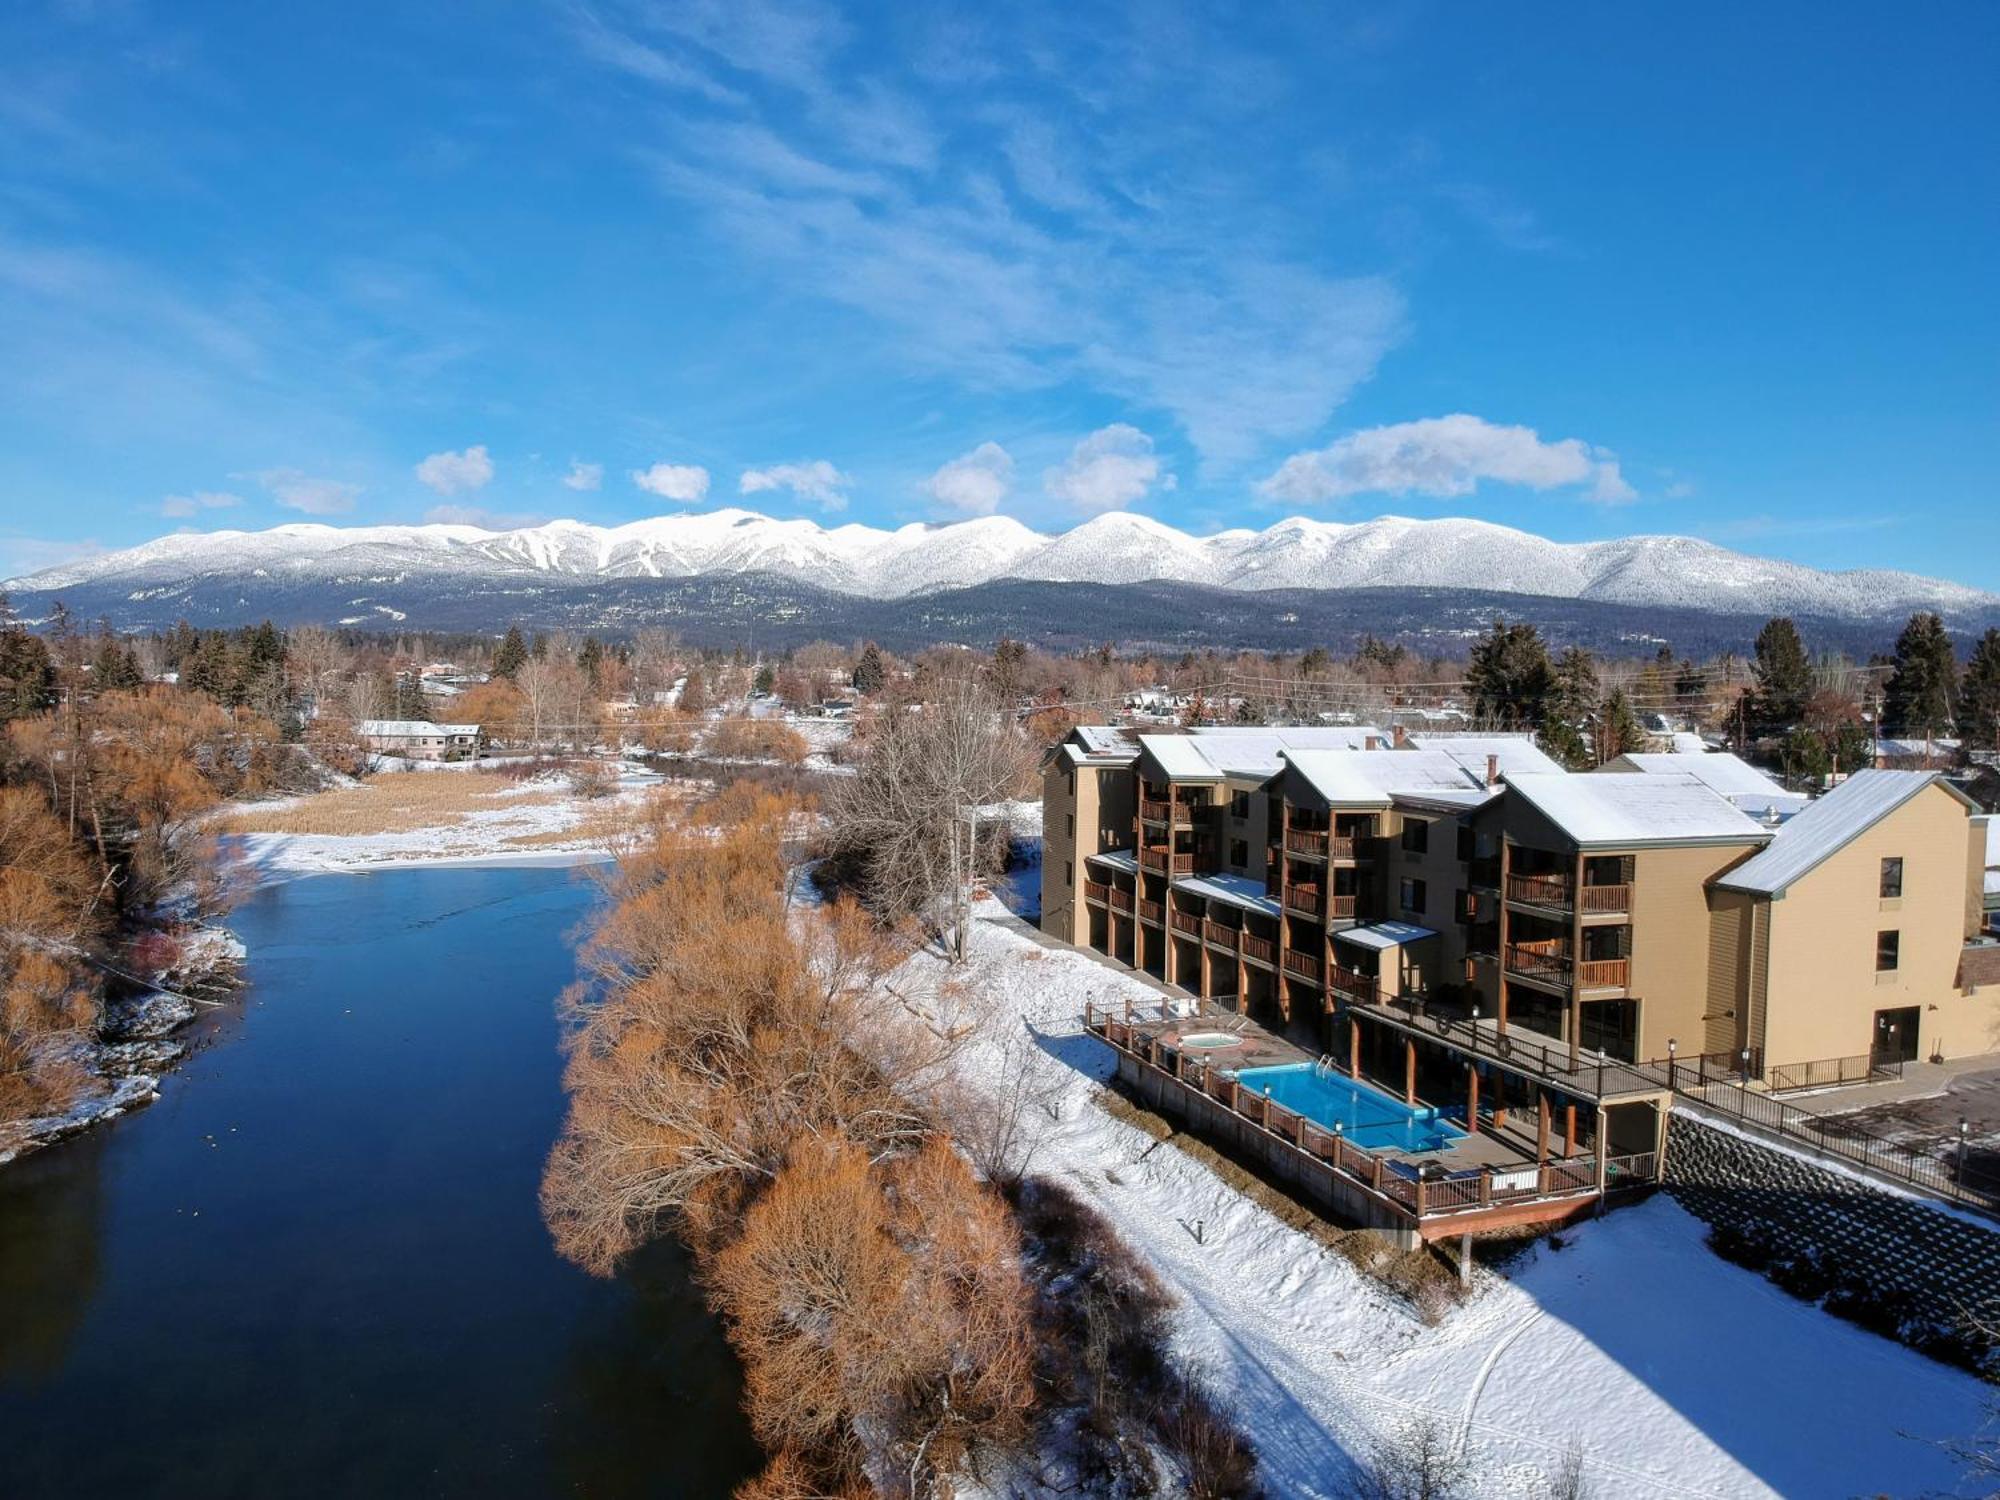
[1234,1063,1464,1153]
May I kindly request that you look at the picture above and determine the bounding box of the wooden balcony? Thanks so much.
[1139,796,1174,823]
[1139,845,1195,875]
[1577,957,1631,990]
[1170,908,1202,937]
[1202,919,1238,948]
[1283,883,1324,917]
[1284,827,1328,858]
[1084,879,1109,906]
[1282,949,1322,984]
[1241,932,1277,967]
[1108,886,1133,913]
[1138,898,1164,925]
[1579,884,1632,916]
[1329,893,1357,919]
[1506,872,1633,916]
[1329,963,1377,1004]
[1504,939,1570,983]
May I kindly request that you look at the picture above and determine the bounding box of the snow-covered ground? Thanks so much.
[902,896,1996,1500]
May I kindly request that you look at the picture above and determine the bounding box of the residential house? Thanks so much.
[357,719,483,761]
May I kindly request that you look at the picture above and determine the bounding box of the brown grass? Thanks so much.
[216,772,561,837]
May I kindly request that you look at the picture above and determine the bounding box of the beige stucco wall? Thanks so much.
[1380,805,1474,996]
[1703,889,1762,1059]
[1761,784,1999,1066]
[1625,842,1765,1060]
[1039,758,1136,945]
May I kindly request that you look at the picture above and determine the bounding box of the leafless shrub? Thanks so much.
[1542,1434,1589,1500]
[1340,1414,1470,1500]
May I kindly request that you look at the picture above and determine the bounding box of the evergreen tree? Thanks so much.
[393,670,429,721]
[577,636,604,687]
[91,632,144,691]
[1597,688,1645,763]
[1466,619,1552,728]
[493,626,528,679]
[1783,724,1832,785]
[852,642,887,696]
[1960,628,2000,750]
[0,606,56,723]
[1538,648,1599,770]
[991,637,1029,701]
[753,663,776,696]
[181,633,234,701]
[1750,617,1813,734]
[678,664,708,715]
[1881,611,1958,738]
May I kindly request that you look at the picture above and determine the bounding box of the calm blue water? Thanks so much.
[0,864,760,1500]
[1235,1063,1464,1153]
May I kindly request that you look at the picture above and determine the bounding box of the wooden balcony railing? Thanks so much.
[1577,957,1631,990]
[1140,797,1173,823]
[1507,872,1571,907]
[1170,909,1201,937]
[1329,893,1357,919]
[1284,883,1324,917]
[1139,845,1194,874]
[1282,949,1322,983]
[1241,932,1276,965]
[1284,827,1328,858]
[1108,886,1133,913]
[1203,919,1238,948]
[1083,879,1109,905]
[1579,884,1632,915]
[1138,898,1163,924]
[1329,964,1378,1003]
[1504,939,1570,981]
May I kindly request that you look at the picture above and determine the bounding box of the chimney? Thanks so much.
[1486,753,1499,788]
[1392,724,1408,749]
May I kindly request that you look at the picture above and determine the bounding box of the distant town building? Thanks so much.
[357,719,483,761]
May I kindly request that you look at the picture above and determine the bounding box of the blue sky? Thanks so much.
[1,1,1995,585]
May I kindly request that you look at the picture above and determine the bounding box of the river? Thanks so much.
[0,864,761,1499]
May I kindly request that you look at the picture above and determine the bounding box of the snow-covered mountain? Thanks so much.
[7,507,1991,623]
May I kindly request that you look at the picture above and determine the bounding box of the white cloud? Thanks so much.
[1258,415,1638,507]
[254,468,361,515]
[159,489,242,519]
[414,444,495,497]
[423,504,548,530]
[563,460,605,492]
[1042,425,1169,513]
[923,442,1013,517]
[0,536,103,581]
[740,459,850,513]
[632,462,711,502]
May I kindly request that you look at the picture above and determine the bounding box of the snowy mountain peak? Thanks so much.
[5,507,1991,623]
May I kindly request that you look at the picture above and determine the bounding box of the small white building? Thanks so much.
[357,719,483,762]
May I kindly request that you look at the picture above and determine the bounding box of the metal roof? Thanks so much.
[1505,771,1771,849]
[1138,733,1226,781]
[1173,871,1281,919]
[1335,921,1438,952]
[1408,734,1562,779]
[1713,770,1974,896]
[1607,751,1789,799]
[1285,748,1488,807]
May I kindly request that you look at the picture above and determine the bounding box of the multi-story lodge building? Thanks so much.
[1044,725,1999,1080]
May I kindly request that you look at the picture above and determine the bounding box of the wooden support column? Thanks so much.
[1466,1064,1480,1134]
[1405,1037,1418,1105]
[1200,919,1212,1000]
[1492,1068,1508,1130]
[1563,1101,1578,1157]
[1276,794,1292,1024]
[1567,845,1587,1072]
[1536,1089,1552,1162]
[1497,836,1512,1034]
[1349,1016,1361,1077]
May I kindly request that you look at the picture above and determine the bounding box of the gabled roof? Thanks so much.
[1407,733,1562,779]
[1714,770,1977,897]
[1607,751,1788,799]
[1069,725,1139,759]
[1505,771,1771,849]
[357,719,480,736]
[1138,733,1225,782]
[1284,749,1486,807]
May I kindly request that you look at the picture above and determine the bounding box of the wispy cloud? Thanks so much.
[632,461,711,501]
[740,458,850,512]
[1044,424,1171,513]
[253,467,361,516]
[0,535,104,581]
[1259,415,1636,507]
[414,444,494,496]
[159,488,242,518]
[423,504,548,530]
[563,460,605,492]
[923,441,1012,516]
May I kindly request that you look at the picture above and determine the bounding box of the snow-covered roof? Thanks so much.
[1728,792,1812,824]
[1335,921,1438,952]
[1668,731,1710,755]
[1071,725,1138,759]
[1173,871,1280,919]
[1608,751,1789,799]
[1505,771,1771,849]
[357,719,480,737]
[1714,770,1974,897]
[1086,847,1139,875]
[1286,748,1486,807]
[1407,734,1562,779]
[1139,734,1226,782]
[1875,737,1961,759]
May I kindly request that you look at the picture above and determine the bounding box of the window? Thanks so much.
[1230,791,1250,819]
[1876,930,1900,972]
[1401,818,1429,855]
[1456,825,1475,862]
[1880,857,1903,899]
[1229,838,1250,868]
[1065,863,1073,887]
[1401,877,1428,915]
[1065,813,1075,839]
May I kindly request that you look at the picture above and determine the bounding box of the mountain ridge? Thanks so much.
[7,507,1990,624]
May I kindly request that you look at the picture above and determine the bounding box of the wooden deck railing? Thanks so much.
[1241,932,1276,965]
[1083,879,1109,905]
[1138,898,1163,924]
[1504,939,1570,981]
[1081,1004,1640,1224]
[1282,949,1322,983]
[1284,827,1328,858]
[1140,845,1195,874]
[1108,886,1133,912]
[1329,893,1357,919]
[1139,797,1173,823]
[1203,919,1238,948]
[1329,964,1378,1004]
[1576,957,1631,990]
[1170,909,1201,937]
[1284,883,1323,917]
[1507,872,1571,907]
[1579,883,1632,915]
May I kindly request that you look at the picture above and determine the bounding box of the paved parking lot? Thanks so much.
[1818,1065,2000,1177]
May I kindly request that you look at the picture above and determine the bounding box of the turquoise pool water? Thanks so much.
[1234,1063,1464,1153]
